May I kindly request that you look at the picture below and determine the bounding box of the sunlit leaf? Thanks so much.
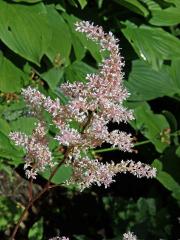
[121,21,180,67]
[150,7,180,26]
[0,1,51,65]
[46,6,71,64]
[125,60,177,101]
[41,67,64,90]
[0,54,26,92]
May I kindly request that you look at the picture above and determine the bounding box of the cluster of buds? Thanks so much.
[9,21,156,189]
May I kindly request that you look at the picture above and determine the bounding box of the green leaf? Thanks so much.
[162,0,180,7]
[55,4,66,12]
[0,1,51,65]
[152,159,163,171]
[11,0,42,3]
[0,54,26,92]
[150,7,180,26]
[41,67,64,90]
[28,218,43,240]
[2,101,25,122]
[0,131,24,162]
[132,103,170,152]
[114,0,149,17]
[0,118,11,135]
[158,171,180,200]
[152,160,180,200]
[65,61,96,83]
[161,147,180,183]
[41,164,72,184]
[10,117,37,135]
[125,60,177,101]
[77,0,88,9]
[140,0,161,11]
[121,21,180,67]
[46,6,71,64]
[63,14,85,61]
[170,58,180,90]
[176,146,180,157]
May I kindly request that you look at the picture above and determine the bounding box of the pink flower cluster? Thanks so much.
[9,122,54,179]
[9,21,156,188]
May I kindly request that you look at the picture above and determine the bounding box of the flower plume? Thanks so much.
[9,21,156,189]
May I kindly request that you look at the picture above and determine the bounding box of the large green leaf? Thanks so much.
[152,159,180,200]
[121,21,180,67]
[0,54,26,92]
[0,1,51,65]
[125,60,177,101]
[46,6,71,64]
[150,7,180,26]
[132,103,170,153]
[114,0,149,17]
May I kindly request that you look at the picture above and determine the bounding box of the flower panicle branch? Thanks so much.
[9,21,156,191]
[9,122,55,179]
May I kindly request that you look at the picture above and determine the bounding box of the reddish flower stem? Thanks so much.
[10,148,70,240]
[10,113,92,240]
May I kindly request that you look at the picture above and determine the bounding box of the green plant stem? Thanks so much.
[92,130,180,154]
[92,140,151,154]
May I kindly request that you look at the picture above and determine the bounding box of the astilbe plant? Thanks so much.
[9,21,156,239]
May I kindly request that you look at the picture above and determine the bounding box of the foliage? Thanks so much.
[0,0,180,239]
